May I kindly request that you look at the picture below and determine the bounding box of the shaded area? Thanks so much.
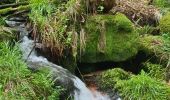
[76,51,155,75]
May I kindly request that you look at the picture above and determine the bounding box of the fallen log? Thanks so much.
[0,2,29,9]
[0,5,30,16]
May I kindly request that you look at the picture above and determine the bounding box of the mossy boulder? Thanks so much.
[160,13,170,33]
[79,13,138,63]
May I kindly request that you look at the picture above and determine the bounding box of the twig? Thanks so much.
[25,44,36,62]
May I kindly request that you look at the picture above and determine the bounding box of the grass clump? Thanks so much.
[29,0,83,57]
[136,25,154,35]
[0,26,15,42]
[138,35,163,54]
[0,42,62,99]
[144,62,166,80]
[116,71,170,100]
[99,68,131,90]
[99,68,170,100]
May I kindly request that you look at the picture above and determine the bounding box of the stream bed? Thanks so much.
[6,17,120,100]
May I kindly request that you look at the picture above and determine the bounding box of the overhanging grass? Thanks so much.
[0,42,61,99]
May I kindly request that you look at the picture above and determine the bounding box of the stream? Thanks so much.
[6,17,119,100]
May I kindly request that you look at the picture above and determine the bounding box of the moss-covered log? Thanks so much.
[0,2,28,9]
[0,5,30,16]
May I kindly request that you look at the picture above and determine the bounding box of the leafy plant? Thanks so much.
[137,25,154,35]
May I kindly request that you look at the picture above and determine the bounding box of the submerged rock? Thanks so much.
[78,13,138,63]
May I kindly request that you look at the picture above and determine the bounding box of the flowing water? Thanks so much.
[20,36,111,100]
[6,17,120,100]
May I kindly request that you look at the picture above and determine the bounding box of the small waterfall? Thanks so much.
[6,18,117,100]
[74,77,111,100]
[20,36,111,100]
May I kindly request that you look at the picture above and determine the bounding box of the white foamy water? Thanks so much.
[74,77,110,100]
[20,36,111,100]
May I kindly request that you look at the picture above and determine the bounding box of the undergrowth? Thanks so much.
[162,33,170,53]
[144,62,166,80]
[0,42,62,99]
[116,71,170,100]
[29,0,82,57]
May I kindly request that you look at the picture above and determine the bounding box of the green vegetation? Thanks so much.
[0,17,5,26]
[117,71,170,100]
[137,25,154,35]
[1,0,170,100]
[162,33,170,53]
[99,67,170,100]
[0,26,15,42]
[138,35,169,59]
[99,68,131,90]
[80,13,138,63]
[160,13,170,33]
[144,62,165,80]
[153,0,170,8]
[29,0,82,57]
[0,42,62,99]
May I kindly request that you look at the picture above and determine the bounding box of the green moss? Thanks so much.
[0,7,12,15]
[99,68,131,90]
[0,5,30,15]
[153,0,170,8]
[139,35,169,61]
[114,13,133,32]
[160,13,170,33]
[117,71,170,100]
[79,13,138,63]
[139,35,163,52]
